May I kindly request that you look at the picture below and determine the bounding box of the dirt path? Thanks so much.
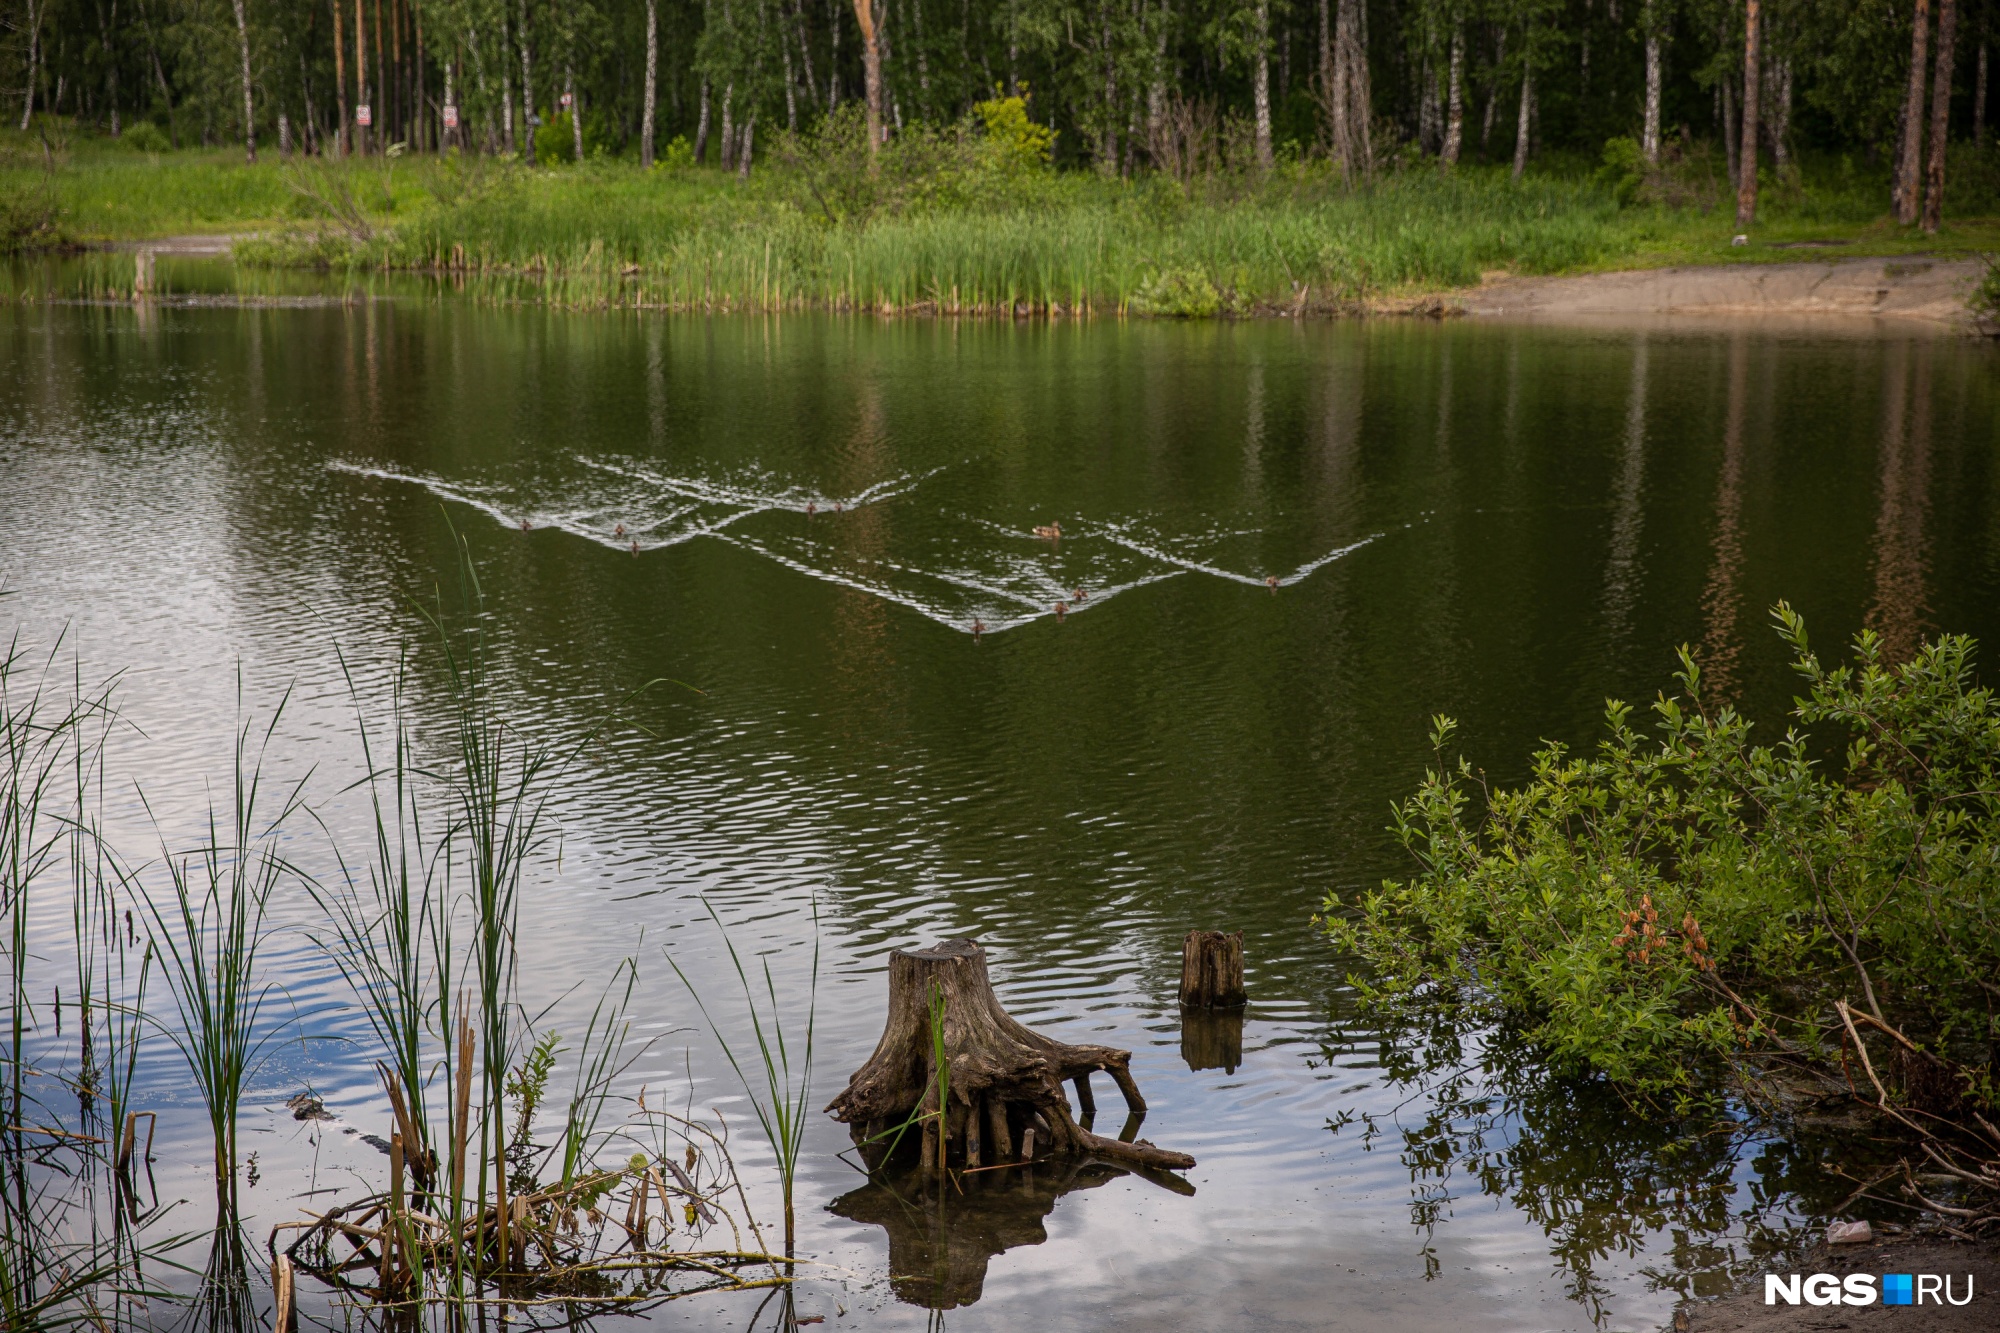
[1679,1237,1998,1332]
[1455,256,1984,326]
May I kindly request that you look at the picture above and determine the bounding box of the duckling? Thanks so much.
[1265,575,1280,589]
[1032,521,1062,540]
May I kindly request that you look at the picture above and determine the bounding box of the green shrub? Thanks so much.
[1325,606,2000,1107]
[653,135,694,171]
[1129,267,1222,316]
[973,93,1055,171]
[1972,256,2000,330]
[120,122,171,153]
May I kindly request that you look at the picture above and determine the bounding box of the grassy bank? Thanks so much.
[9,123,2000,314]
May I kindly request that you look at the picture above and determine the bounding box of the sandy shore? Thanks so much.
[1456,256,1985,326]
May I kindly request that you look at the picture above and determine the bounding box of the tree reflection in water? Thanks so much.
[1327,1013,1904,1327]
[830,1153,1192,1311]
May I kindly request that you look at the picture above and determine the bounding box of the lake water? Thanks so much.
[5,279,1999,1331]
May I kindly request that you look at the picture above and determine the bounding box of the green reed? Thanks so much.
[310,646,447,1194]
[138,680,307,1218]
[0,621,181,1329]
[667,901,818,1257]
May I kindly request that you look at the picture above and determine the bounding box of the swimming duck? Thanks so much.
[1033,521,1062,540]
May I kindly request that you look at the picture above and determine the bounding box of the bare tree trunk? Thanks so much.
[828,0,843,106]
[1253,0,1274,170]
[332,0,349,153]
[783,33,798,130]
[97,0,121,137]
[720,83,735,171]
[1896,0,1933,225]
[1331,0,1369,178]
[233,0,256,161]
[517,0,537,164]
[357,0,371,154]
[1721,71,1737,190]
[792,0,818,109]
[695,77,710,162]
[415,5,426,151]
[641,0,657,166]
[1737,0,1760,227]
[18,0,42,130]
[1440,25,1464,168]
[1924,0,1959,231]
[854,0,884,157]
[1512,45,1533,179]
[443,55,456,151]
[499,9,514,154]
[1766,57,1792,173]
[1482,27,1505,150]
[1976,40,1988,146]
[739,115,755,178]
[562,66,579,160]
[1642,3,1662,163]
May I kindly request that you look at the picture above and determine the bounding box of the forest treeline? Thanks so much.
[3,0,1995,221]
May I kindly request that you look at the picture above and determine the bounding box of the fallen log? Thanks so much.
[826,939,1195,1172]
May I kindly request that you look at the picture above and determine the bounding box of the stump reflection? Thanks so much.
[829,1158,1129,1310]
[1180,1004,1244,1073]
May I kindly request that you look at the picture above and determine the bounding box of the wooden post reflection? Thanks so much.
[1697,335,1748,705]
[1601,334,1649,650]
[1864,339,1932,663]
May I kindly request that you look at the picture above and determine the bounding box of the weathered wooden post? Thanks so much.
[132,249,156,300]
[1178,930,1245,1008]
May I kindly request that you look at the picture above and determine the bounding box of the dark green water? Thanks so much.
[4,287,1998,1330]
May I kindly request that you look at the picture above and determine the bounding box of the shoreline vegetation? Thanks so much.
[8,113,2000,318]
[1325,607,2000,1233]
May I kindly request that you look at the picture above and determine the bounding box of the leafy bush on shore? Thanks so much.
[1325,606,2000,1114]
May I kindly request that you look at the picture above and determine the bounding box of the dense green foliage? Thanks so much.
[1325,607,2000,1105]
[1,0,1994,181]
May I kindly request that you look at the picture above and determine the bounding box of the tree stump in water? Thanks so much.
[1178,930,1245,1008]
[826,939,1195,1172]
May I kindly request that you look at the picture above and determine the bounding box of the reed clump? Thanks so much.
[0,534,790,1327]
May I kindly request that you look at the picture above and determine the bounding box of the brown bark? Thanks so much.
[828,940,1194,1173]
[355,0,370,155]
[1737,0,1760,227]
[1178,930,1246,1007]
[1924,0,1958,231]
[1180,1006,1243,1073]
[853,0,884,160]
[1897,0,1933,225]
[332,0,349,155]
